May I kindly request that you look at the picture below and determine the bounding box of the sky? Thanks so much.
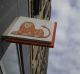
[47,0,80,74]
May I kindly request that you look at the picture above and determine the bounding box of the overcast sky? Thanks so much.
[47,0,80,74]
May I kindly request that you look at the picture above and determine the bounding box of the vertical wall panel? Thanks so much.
[22,45,31,74]
[0,0,29,60]
[0,0,18,59]
[18,0,29,16]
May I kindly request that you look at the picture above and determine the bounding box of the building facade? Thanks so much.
[29,0,51,19]
[0,0,51,74]
[30,0,51,74]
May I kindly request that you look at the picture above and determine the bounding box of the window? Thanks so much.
[39,0,42,12]
[33,0,40,15]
